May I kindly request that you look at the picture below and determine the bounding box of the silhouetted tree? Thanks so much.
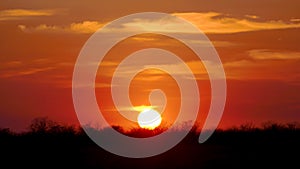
[29,117,56,133]
[0,128,12,137]
[261,121,285,131]
[286,122,300,130]
[239,122,256,131]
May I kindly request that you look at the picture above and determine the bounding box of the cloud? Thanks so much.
[249,50,300,60]
[220,49,300,81]
[224,60,253,68]
[17,12,300,35]
[290,18,300,22]
[173,12,300,34]
[135,36,236,48]
[105,105,158,113]
[0,9,58,21]
[98,59,222,81]
[70,21,104,34]
[18,21,104,34]
[18,24,61,33]
[1,61,23,67]
[0,67,55,78]
[0,59,56,78]
[245,15,259,19]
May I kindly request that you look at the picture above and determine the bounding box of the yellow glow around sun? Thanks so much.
[133,105,157,112]
[137,109,162,130]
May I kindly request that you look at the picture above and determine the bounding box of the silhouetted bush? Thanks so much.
[1,118,300,140]
[28,117,79,137]
[125,126,167,138]
[261,121,286,131]
[29,117,56,133]
[0,118,299,169]
[0,128,12,137]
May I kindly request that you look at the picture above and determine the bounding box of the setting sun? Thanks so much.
[137,109,162,130]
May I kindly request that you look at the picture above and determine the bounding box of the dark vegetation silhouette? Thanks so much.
[0,117,300,169]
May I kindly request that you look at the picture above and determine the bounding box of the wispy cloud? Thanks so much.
[17,12,300,34]
[244,14,259,19]
[0,59,56,78]
[18,21,104,34]
[0,67,55,78]
[173,12,300,34]
[0,9,59,21]
[222,49,300,81]
[70,21,104,33]
[290,18,300,22]
[249,50,300,60]
[98,60,221,80]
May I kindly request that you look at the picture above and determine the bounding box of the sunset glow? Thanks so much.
[0,0,299,132]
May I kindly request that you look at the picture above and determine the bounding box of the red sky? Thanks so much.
[0,0,300,131]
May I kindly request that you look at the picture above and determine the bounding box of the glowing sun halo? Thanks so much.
[137,109,162,130]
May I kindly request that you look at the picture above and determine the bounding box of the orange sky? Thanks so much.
[0,0,300,131]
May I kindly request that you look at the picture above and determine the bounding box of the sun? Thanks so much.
[137,109,162,130]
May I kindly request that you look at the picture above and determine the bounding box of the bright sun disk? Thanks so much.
[137,109,162,130]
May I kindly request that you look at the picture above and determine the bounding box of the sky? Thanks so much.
[0,0,300,131]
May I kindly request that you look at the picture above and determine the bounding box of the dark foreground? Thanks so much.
[1,121,299,169]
